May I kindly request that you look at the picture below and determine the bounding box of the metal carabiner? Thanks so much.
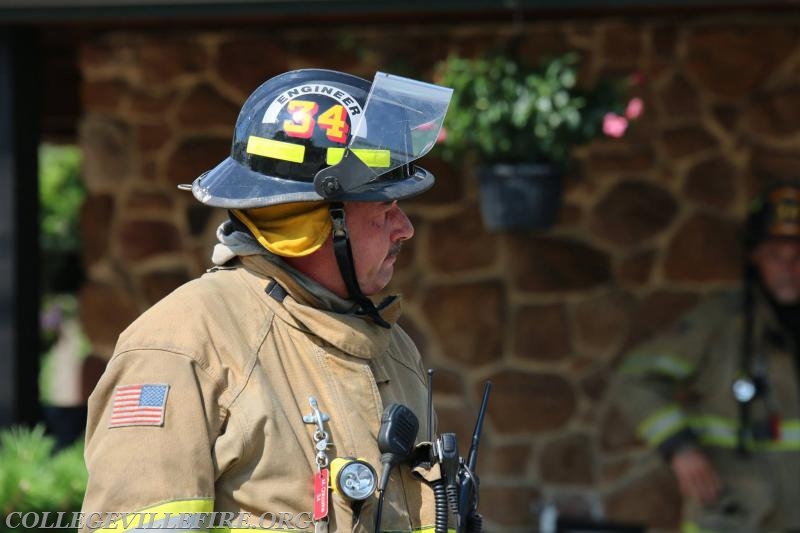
[307,397,330,437]
[304,397,330,427]
[304,397,332,470]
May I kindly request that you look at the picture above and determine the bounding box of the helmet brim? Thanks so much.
[192,156,434,208]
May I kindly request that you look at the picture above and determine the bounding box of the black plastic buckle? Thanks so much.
[329,205,347,238]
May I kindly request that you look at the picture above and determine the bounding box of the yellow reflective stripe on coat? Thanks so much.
[246,135,305,163]
[153,525,307,533]
[219,527,452,533]
[95,502,452,533]
[326,147,391,167]
[381,526,456,533]
[96,499,214,531]
[749,418,800,451]
[684,521,783,533]
[619,353,694,379]
[638,404,689,445]
[683,522,717,533]
[687,415,738,448]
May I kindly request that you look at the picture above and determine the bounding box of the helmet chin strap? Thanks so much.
[328,202,391,329]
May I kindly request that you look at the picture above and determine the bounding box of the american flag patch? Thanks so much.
[109,384,170,428]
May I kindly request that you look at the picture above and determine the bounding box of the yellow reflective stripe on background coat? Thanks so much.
[620,353,695,379]
[688,416,800,450]
[637,404,690,445]
[682,522,716,533]
[639,409,800,450]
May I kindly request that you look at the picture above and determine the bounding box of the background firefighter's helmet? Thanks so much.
[191,69,435,208]
[745,180,800,250]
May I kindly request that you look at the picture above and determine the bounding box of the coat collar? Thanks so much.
[238,255,402,359]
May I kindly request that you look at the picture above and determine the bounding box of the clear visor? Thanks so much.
[315,72,453,196]
[354,72,452,169]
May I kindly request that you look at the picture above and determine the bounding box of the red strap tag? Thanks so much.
[770,413,782,441]
[313,468,329,521]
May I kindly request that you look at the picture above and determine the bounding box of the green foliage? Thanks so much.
[0,425,86,526]
[39,144,84,253]
[435,52,629,166]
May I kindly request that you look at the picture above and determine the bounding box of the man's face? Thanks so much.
[751,239,800,305]
[345,200,414,295]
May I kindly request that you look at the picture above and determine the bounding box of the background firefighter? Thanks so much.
[614,181,800,533]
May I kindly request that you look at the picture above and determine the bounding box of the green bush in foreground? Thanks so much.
[0,426,86,531]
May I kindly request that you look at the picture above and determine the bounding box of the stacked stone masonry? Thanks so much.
[77,15,800,532]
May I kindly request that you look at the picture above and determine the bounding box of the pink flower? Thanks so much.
[603,113,629,138]
[625,97,644,120]
[418,121,448,143]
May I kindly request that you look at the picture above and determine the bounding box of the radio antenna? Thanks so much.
[427,368,434,442]
[467,380,491,472]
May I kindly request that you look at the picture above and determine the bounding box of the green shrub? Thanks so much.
[0,426,86,532]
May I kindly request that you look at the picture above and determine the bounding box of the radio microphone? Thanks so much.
[375,403,419,532]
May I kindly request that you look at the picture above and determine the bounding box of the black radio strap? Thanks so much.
[737,264,757,455]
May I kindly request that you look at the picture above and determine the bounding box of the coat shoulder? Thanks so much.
[113,267,275,371]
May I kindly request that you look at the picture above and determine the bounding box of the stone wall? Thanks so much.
[77,13,800,532]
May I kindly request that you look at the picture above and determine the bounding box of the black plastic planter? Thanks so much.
[477,163,563,231]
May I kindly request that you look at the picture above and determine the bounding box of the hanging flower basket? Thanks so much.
[434,52,643,231]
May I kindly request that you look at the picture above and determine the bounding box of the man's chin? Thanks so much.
[359,272,394,297]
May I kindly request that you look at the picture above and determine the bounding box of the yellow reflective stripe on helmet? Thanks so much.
[96,499,214,531]
[619,353,694,379]
[327,147,391,167]
[638,404,689,445]
[246,135,305,163]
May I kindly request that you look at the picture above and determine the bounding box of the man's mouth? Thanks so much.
[386,242,403,261]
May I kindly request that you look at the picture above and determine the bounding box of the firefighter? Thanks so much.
[81,68,452,532]
[615,181,800,533]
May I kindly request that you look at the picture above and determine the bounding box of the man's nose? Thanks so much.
[389,203,414,241]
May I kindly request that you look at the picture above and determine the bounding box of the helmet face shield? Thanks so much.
[191,69,452,208]
[313,73,452,199]
[357,72,453,164]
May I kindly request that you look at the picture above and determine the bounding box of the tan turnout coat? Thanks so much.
[82,255,437,532]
